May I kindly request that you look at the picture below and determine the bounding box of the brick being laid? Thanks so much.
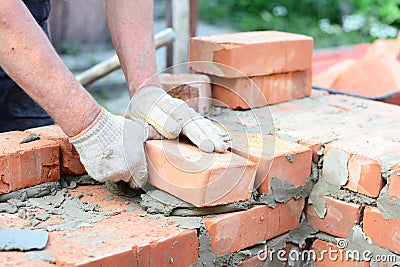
[210,69,312,110]
[145,139,257,207]
[0,131,60,194]
[26,124,86,175]
[203,198,305,255]
[189,31,313,78]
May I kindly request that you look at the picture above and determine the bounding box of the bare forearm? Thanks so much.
[104,0,160,97]
[0,0,100,136]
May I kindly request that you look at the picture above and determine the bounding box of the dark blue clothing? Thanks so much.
[0,0,54,132]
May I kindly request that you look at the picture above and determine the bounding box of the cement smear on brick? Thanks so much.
[26,250,56,264]
[377,185,400,220]
[194,219,318,267]
[24,189,106,231]
[316,226,400,267]
[2,185,109,232]
[309,178,376,219]
[0,182,58,202]
[287,221,319,249]
[140,189,250,216]
[195,226,216,266]
[322,147,349,186]
[265,174,317,206]
[346,226,400,267]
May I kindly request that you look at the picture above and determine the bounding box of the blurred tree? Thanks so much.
[199,0,399,48]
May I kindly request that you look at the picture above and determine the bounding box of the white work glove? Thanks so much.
[129,86,228,153]
[69,108,147,189]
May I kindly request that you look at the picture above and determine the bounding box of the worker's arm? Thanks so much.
[104,0,159,96]
[0,0,148,188]
[103,0,229,152]
[0,0,100,137]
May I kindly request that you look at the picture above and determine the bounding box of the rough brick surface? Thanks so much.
[225,126,312,194]
[239,256,268,267]
[27,125,86,175]
[0,131,60,194]
[189,31,313,77]
[322,138,400,198]
[145,140,257,207]
[0,185,199,267]
[203,198,305,255]
[306,196,362,238]
[311,239,369,266]
[266,94,400,152]
[211,70,312,109]
[388,163,400,199]
[159,73,212,115]
[363,206,400,254]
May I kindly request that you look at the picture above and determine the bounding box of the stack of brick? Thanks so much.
[313,35,400,105]
[189,31,314,109]
[159,73,212,115]
[0,125,86,194]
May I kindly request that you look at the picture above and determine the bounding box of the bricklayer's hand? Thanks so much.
[69,108,147,189]
[129,86,229,153]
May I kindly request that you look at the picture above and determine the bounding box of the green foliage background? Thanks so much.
[198,0,400,48]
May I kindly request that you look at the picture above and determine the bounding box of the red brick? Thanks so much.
[0,185,199,267]
[225,126,312,194]
[145,140,257,207]
[323,140,387,198]
[306,196,362,238]
[189,31,313,78]
[300,141,323,164]
[0,131,60,194]
[203,198,305,255]
[239,255,267,267]
[159,73,212,115]
[210,70,312,110]
[311,239,369,266]
[27,125,86,175]
[388,163,400,199]
[0,253,54,267]
[313,59,355,89]
[363,206,400,254]
[332,52,400,98]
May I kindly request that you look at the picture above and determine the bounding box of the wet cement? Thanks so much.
[140,189,251,217]
[377,185,400,220]
[309,177,376,219]
[0,182,59,202]
[24,188,106,232]
[19,133,40,144]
